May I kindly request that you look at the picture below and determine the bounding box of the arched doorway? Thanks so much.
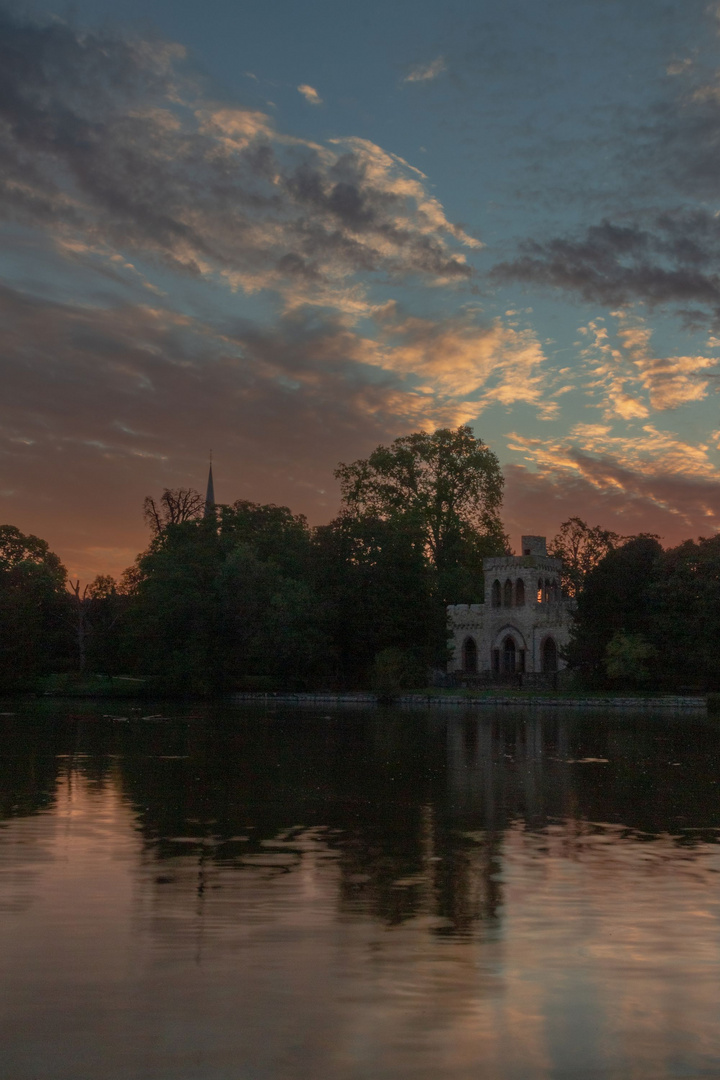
[542,637,557,673]
[462,637,478,673]
[502,636,516,673]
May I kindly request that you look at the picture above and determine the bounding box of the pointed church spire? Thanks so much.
[204,452,215,518]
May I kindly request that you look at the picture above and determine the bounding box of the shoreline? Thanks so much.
[1,690,710,711]
[231,691,709,710]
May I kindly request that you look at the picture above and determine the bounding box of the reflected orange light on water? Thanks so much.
[1,758,720,1079]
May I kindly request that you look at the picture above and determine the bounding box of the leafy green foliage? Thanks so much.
[0,525,65,577]
[124,520,223,693]
[335,425,507,602]
[567,535,663,683]
[312,512,440,686]
[370,647,425,701]
[569,533,720,691]
[604,631,656,687]
[650,536,720,691]
[124,504,326,694]
[80,576,130,676]
[0,525,69,689]
[218,501,312,579]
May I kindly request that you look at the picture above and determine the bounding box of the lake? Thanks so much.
[0,700,719,1080]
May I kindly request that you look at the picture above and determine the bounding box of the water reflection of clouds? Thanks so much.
[2,708,720,1076]
[5,778,719,1078]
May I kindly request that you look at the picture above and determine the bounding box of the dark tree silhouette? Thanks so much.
[143,488,204,535]
[335,426,507,604]
[548,517,621,597]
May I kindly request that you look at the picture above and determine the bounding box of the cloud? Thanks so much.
[225,300,553,429]
[0,282,551,577]
[404,57,446,83]
[297,84,322,105]
[366,302,552,419]
[493,213,720,320]
[575,312,719,419]
[667,59,693,76]
[504,421,720,537]
[502,462,720,550]
[492,50,720,325]
[639,67,720,202]
[0,8,479,316]
[508,422,720,482]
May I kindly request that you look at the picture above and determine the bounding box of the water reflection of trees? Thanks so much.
[0,709,65,821]
[2,703,720,937]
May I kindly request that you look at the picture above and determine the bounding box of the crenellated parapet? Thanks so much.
[483,554,561,573]
[447,605,484,634]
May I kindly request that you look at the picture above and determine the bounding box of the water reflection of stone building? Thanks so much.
[447,535,575,680]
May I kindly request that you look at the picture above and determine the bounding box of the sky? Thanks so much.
[2,0,720,579]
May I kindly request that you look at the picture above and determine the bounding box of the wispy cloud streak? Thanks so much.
[404,57,446,83]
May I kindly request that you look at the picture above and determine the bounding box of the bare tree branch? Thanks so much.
[143,488,204,535]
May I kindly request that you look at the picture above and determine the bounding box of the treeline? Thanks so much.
[568,533,720,692]
[2,426,718,695]
[0,427,506,694]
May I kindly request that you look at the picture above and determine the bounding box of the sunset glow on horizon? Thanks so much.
[2,0,719,580]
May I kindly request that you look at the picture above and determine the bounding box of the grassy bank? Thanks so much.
[33,674,149,698]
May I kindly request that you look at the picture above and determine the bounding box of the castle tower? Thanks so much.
[447,534,575,681]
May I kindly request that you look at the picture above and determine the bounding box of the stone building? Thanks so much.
[447,535,575,679]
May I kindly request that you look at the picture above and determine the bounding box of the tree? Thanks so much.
[67,579,90,674]
[143,488,204,536]
[566,535,663,684]
[604,631,656,688]
[650,535,720,691]
[66,575,129,676]
[218,501,312,579]
[0,525,66,577]
[0,525,69,688]
[124,520,224,693]
[311,512,439,687]
[548,517,621,597]
[125,501,326,693]
[335,426,507,602]
[217,545,325,690]
[370,647,425,701]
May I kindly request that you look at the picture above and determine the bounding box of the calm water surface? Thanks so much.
[1,701,719,1080]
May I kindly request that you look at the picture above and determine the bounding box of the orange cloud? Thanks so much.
[0,286,558,579]
[505,420,720,538]
[577,312,719,419]
[297,84,323,105]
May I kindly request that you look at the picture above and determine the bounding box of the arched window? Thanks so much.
[491,580,501,607]
[462,637,478,673]
[502,636,516,673]
[537,578,543,603]
[544,578,551,603]
[542,637,558,673]
[503,579,513,607]
[515,579,525,606]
